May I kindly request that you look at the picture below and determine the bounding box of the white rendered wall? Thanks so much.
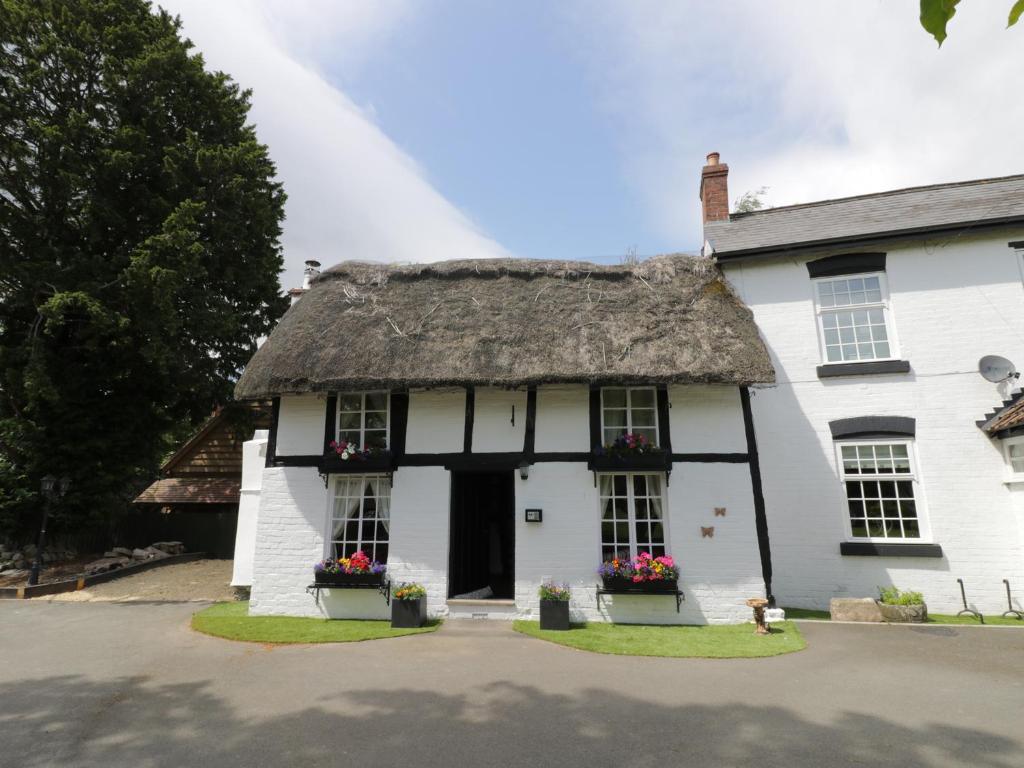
[405,388,465,453]
[534,385,590,452]
[668,385,747,453]
[472,387,527,452]
[722,230,1024,614]
[275,394,325,455]
[231,431,268,587]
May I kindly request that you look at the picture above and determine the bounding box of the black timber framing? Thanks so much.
[463,387,475,454]
[806,252,886,278]
[264,397,281,467]
[523,386,537,458]
[268,451,749,469]
[740,386,775,606]
[588,386,601,450]
[656,386,672,455]
[389,392,409,462]
[323,395,337,450]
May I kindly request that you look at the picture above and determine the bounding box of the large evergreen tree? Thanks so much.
[0,0,287,539]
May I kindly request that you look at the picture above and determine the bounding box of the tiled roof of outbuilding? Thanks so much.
[977,391,1024,437]
[706,174,1024,260]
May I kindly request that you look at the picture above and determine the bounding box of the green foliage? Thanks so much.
[538,582,570,601]
[920,0,1021,45]
[0,0,287,540]
[878,586,926,606]
[734,187,769,214]
[513,620,806,658]
[393,582,427,601]
[192,602,441,644]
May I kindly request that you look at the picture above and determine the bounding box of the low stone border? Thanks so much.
[0,552,206,600]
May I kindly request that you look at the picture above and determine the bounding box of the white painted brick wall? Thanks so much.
[276,394,326,456]
[405,388,464,453]
[534,385,590,452]
[723,230,1024,614]
[669,385,747,453]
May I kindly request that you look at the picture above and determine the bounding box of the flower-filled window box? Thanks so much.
[598,552,679,592]
[313,551,386,586]
[321,440,395,474]
[589,433,669,471]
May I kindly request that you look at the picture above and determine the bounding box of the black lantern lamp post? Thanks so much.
[28,474,70,586]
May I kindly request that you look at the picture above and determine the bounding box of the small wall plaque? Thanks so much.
[525,508,543,523]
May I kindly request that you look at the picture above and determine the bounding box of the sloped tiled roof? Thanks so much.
[707,174,1024,260]
[978,391,1024,437]
[134,477,240,505]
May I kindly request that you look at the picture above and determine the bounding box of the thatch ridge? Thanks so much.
[234,254,774,398]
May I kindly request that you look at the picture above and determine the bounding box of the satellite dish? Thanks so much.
[978,355,1018,383]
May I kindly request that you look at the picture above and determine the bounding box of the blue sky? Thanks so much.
[162,1,1024,289]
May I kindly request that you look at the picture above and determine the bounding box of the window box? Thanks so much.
[589,452,670,472]
[539,599,570,631]
[321,451,394,474]
[391,596,426,628]
[313,570,386,587]
[600,575,679,593]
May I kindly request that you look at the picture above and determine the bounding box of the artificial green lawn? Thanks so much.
[192,601,440,644]
[512,620,805,658]
[783,606,1024,626]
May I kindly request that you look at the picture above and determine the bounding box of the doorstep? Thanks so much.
[446,598,518,620]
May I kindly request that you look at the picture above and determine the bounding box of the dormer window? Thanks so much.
[601,387,658,446]
[337,391,389,450]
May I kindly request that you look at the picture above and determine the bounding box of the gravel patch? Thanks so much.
[39,559,235,603]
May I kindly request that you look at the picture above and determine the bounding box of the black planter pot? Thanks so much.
[539,599,570,631]
[314,570,385,586]
[600,575,678,593]
[588,452,670,472]
[320,452,394,474]
[391,596,426,628]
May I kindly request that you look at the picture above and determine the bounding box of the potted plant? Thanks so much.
[321,440,394,473]
[876,586,928,623]
[539,582,571,630]
[313,550,386,586]
[391,582,427,628]
[598,552,679,592]
[590,433,669,471]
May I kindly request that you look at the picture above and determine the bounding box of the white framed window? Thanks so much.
[1001,436,1024,482]
[336,391,389,450]
[599,473,667,559]
[813,273,897,364]
[836,440,928,541]
[600,387,658,446]
[330,475,390,562]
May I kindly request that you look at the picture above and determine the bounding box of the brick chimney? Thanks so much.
[699,151,729,224]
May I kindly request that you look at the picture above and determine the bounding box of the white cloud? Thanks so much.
[160,1,511,290]
[565,1,1024,244]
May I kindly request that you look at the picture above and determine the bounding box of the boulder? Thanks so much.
[131,548,151,561]
[151,541,185,555]
[830,597,884,623]
[84,557,128,575]
[143,546,169,559]
[877,602,928,623]
[112,547,133,557]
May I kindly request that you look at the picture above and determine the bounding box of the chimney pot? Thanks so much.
[699,152,730,227]
[302,260,322,290]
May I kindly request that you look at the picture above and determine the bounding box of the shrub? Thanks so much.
[393,582,427,601]
[878,586,925,605]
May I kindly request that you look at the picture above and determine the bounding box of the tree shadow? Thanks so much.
[0,672,1018,767]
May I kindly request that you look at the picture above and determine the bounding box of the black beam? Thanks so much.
[265,397,281,467]
[523,386,537,457]
[740,386,775,606]
[463,387,475,454]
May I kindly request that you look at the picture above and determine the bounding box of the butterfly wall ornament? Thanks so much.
[714,507,726,517]
[701,526,715,538]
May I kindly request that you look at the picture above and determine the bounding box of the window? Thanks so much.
[599,473,667,559]
[1002,437,1024,481]
[837,441,925,540]
[601,387,658,446]
[336,391,389,450]
[330,475,390,562]
[813,273,895,363]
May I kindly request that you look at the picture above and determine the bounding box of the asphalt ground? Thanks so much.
[1,601,1022,767]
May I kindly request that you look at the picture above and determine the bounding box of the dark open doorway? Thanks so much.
[448,471,515,599]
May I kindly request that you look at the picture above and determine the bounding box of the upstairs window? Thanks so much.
[813,273,895,363]
[336,391,389,450]
[837,440,925,540]
[601,387,658,446]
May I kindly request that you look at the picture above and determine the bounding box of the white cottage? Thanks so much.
[701,153,1024,615]
[232,256,776,623]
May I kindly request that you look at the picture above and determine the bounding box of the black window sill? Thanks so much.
[839,542,943,558]
[817,360,911,378]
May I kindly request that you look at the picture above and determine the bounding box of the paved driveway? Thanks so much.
[1,602,1022,768]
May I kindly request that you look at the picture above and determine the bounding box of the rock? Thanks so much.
[877,602,928,623]
[84,557,129,575]
[830,597,884,623]
[131,548,151,560]
[765,607,786,623]
[3,568,28,579]
[151,541,185,555]
[23,544,37,557]
[143,546,169,559]
[112,547,133,557]
[103,551,119,559]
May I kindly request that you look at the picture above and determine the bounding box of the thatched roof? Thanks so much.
[234,255,774,398]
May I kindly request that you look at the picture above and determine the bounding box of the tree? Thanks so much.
[920,0,1023,46]
[0,0,288,541]
[734,187,769,214]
